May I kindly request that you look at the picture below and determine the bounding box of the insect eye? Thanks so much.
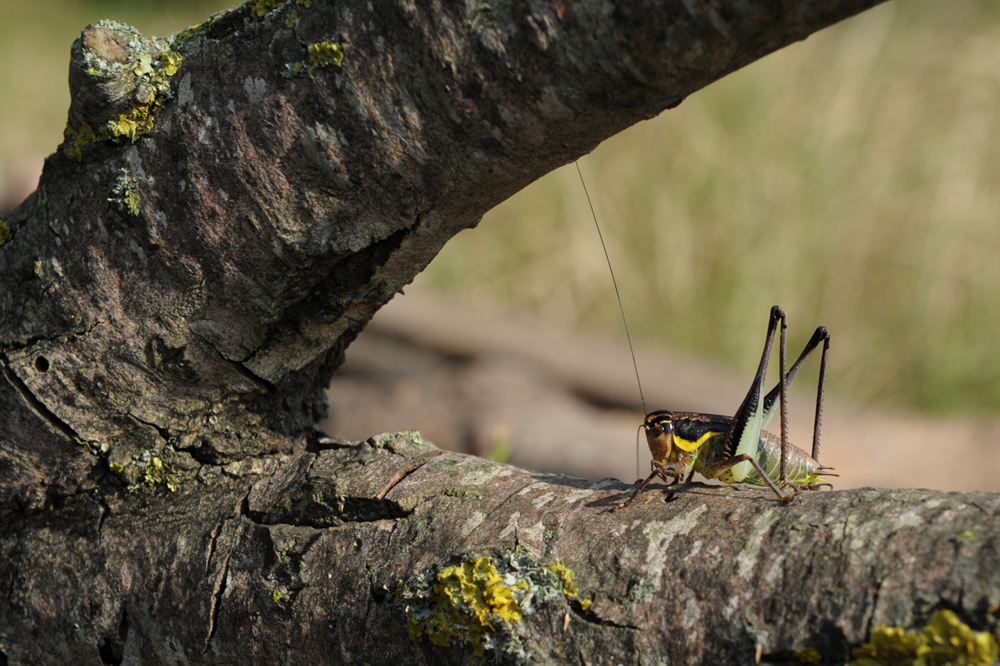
[649,420,672,437]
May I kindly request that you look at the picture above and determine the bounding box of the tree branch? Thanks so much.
[8,2,995,665]
[3,432,999,664]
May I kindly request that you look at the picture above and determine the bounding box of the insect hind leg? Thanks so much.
[761,324,832,464]
[718,306,784,486]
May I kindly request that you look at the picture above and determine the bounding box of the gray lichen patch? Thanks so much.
[109,168,142,216]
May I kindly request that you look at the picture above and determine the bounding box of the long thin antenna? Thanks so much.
[575,161,647,416]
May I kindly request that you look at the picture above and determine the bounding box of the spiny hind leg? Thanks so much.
[762,325,831,464]
[808,327,830,462]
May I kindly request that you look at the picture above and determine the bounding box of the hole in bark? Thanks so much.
[34,356,49,372]
[97,637,121,666]
[97,608,128,665]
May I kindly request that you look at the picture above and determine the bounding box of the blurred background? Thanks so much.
[2,1,999,492]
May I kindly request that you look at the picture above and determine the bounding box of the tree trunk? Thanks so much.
[7,1,996,665]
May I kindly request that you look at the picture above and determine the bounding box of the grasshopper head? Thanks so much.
[643,411,676,463]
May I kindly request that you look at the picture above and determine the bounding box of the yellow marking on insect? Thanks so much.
[673,430,721,453]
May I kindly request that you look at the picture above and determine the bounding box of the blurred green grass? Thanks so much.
[421,0,1000,415]
[1,1,998,414]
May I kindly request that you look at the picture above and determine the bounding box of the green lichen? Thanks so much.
[173,20,210,46]
[109,168,142,216]
[793,647,823,663]
[396,550,587,662]
[0,218,11,246]
[285,10,298,28]
[251,0,311,21]
[308,41,344,68]
[64,122,100,161]
[127,450,180,492]
[251,0,284,20]
[142,456,180,492]
[851,609,998,666]
[285,41,345,79]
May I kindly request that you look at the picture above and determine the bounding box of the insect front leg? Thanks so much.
[612,461,687,511]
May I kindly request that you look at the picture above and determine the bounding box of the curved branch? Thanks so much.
[1,0,883,495]
[5,1,979,664]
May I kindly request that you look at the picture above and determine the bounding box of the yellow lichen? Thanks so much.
[160,51,183,76]
[409,556,522,655]
[851,609,998,666]
[397,552,585,659]
[0,218,11,246]
[65,41,182,159]
[134,53,154,77]
[110,105,156,143]
[546,561,579,598]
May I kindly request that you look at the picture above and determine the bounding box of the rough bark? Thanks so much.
[4,432,1000,665]
[7,1,996,665]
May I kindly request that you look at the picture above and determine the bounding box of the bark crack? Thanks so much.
[204,493,248,651]
[128,412,172,444]
[376,452,443,500]
[1,355,84,443]
[570,599,641,631]
[191,330,277,393]
[230,358,277,393]
[204,514,228,574]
